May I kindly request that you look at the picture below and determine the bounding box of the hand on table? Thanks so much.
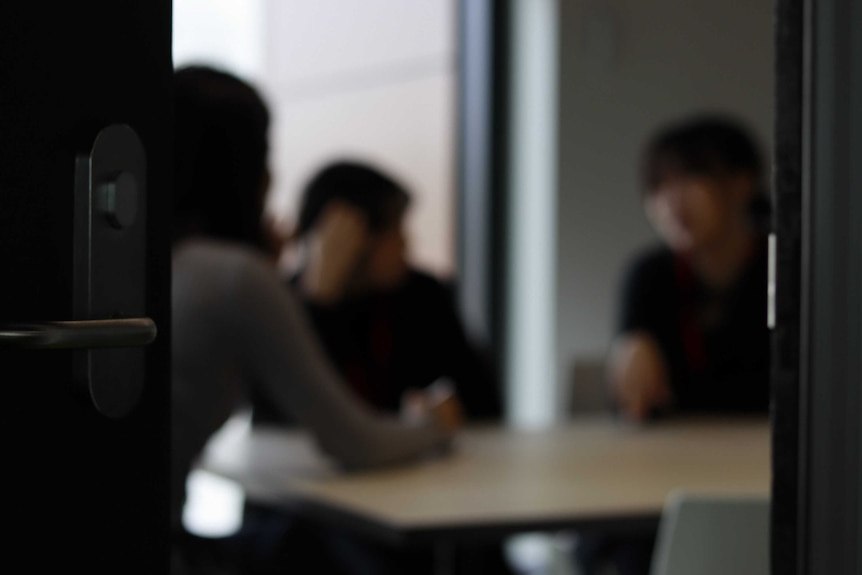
[429,394,464,435]
[301,202,370,304]
[401,380,464,435]
[608,333,673,422]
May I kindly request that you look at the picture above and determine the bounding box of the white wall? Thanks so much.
[172,0,265,82]
[554,0,774,416]
[506,0,559,428]
[262,0,457,277]
[174,0,457,277]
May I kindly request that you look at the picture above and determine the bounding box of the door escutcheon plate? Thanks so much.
[74,124,148,418]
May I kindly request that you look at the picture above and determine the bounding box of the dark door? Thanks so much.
[0,2,171,573]
[773,0,862,573]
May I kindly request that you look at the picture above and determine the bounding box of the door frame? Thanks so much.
[799,0,862,571]
[774,0,862,573]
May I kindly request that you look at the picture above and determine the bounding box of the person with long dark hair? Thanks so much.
[170,66,459,574]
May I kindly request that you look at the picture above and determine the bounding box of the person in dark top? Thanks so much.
[608,114,771,422]
[254,160,502,423]
[576,114,772,575]
[290,268,499,416]
[246,161,511,575]
[615,240,769,415]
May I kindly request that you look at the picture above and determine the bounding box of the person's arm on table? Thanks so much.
[228,252,456,470]
[607,252,675,422]
[607,332,672,422]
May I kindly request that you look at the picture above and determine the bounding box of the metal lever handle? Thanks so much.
[0,318,157,349]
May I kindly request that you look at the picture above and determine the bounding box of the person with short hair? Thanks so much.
[253,160,502,424]
[577,114,772,575]
[608,114,771,423]
[247,161,511,573]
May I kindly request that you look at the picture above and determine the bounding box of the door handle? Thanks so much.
[0,318,156,349]
[2,125,154,419]
[73,124,150,419]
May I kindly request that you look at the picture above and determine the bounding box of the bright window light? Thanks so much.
[172,0,265,81]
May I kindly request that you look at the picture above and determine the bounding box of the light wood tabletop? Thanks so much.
[199,416,771,544]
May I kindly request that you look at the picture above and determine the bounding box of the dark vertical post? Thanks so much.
[772,0,804,572]
[801,0,862,572]
[456,0,510,372]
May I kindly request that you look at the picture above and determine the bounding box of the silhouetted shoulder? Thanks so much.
[403,268,455,298]
[174,239,272,284]
[621,245,675,290]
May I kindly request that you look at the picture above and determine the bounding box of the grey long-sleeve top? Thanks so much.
[171,239,448,530]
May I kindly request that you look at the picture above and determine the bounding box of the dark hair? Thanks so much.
[173,65,270,248]
[295,161,410,238]
[641,114,771,226]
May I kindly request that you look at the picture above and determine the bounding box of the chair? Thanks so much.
[568,355,610,415]
[650,492,770,575]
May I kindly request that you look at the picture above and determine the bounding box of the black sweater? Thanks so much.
[252,269,502,423]
[617,241,771,414]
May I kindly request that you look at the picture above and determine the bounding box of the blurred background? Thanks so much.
[174,0,457,279]
[174,0,773,566]
[175,0,773,429]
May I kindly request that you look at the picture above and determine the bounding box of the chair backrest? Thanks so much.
[650,492,770,575]
[568,355,609,415]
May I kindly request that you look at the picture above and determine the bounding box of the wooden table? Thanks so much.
[199,417,770,546]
